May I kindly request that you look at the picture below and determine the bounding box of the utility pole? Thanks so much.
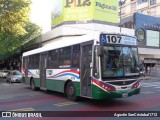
[120,1,121,33]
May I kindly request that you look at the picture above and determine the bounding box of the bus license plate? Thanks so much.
[122,93,128,98]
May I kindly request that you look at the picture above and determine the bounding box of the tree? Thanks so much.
[0,0,41,63]
[0,22,41,60]
[0,0,31,36]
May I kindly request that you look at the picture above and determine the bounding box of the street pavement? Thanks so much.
[0,77,160,120]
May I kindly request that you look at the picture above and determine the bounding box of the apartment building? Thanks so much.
[120,0,160,70]
[121,0,160,18]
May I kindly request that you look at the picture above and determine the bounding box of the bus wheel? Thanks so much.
[66,82,77,101]
[31,79,39,91]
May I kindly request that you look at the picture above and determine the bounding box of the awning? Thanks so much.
[138,48,160,55]
[138,48,160,60]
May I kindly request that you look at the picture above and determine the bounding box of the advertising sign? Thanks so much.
[51,0,63,26]
[94,0,118,24]
[51,0,118,26]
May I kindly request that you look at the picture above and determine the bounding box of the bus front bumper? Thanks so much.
[92,88,140,100]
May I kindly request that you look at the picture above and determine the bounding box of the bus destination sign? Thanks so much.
[100,34,137,45]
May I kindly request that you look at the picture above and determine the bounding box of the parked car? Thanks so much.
[7,70,23,83]
[0,70,9,78]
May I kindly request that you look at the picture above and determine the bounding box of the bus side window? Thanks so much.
[72,44,80,68]
[59,47,71,68]
[48,49,58,68]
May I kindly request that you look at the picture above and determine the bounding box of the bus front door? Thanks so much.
[40,52,47,90]
[80,41,93,98]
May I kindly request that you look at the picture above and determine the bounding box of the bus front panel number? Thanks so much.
[107,35,122,44]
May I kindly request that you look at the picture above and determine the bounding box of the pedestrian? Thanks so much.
[147,66,150,76]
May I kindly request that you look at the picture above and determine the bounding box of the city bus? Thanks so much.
[22,32,140,101]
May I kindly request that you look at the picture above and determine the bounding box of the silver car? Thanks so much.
[7,70,23,83]
[0,70,9,78]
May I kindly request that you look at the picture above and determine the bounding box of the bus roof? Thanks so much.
[22,32,136,57]
[23,33,98,57]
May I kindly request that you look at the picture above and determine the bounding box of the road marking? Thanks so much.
[9,107,35,111]
[1,83,10,86]
[154,87,160,88]
[141,91,155,94]
[0,92,44,100]
[0,96,14,99]
[1,83,22,86]
[54,102,78,107]
[141,82,160,88]
[29,93,44,96]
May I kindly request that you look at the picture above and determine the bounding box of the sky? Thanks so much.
[30,0,54,33]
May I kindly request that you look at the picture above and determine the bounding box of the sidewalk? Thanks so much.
[140,76,160,80]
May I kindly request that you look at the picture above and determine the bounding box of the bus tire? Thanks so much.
[66,81,77,101]
[30,79,39,91]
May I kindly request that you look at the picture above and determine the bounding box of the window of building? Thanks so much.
[131,3,136,12]
[59,46,71,68]
[137,0,147,5]
[150,0,157,5]
[121,7,126,15]
[146,30,160,47]
[48,49,58,68]
[150,7,156,16]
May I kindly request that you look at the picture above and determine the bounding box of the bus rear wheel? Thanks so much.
[66,81,77,101]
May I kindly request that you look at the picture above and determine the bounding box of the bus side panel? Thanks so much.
[25,69,40,87]
[46,79,65,93]
[92,84,140,100]
[46,69,80,95]
[24,77,40,88]
[74,82,80,96]
[46,79,80,96]
[34,78,40,87]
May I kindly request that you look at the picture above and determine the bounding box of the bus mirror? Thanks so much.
[97,45,103,56]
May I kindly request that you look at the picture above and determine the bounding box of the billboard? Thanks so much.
[51,0,63,26]
[51,0,118,26]
[94,0,118,24]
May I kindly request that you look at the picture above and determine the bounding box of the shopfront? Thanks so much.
[134,13,160,70]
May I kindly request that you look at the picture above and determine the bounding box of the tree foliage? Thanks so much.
[0,0,41,60]
[0,0,31,36]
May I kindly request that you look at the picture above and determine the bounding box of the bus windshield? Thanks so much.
[101,46,139,78]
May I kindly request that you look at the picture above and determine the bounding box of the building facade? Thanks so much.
[135,13,160,68]
[120,0,160,71]
[120,0,160,19]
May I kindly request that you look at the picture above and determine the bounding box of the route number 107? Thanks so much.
[107,35,122,44]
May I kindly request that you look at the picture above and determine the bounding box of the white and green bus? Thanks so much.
[22,32,140,101]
